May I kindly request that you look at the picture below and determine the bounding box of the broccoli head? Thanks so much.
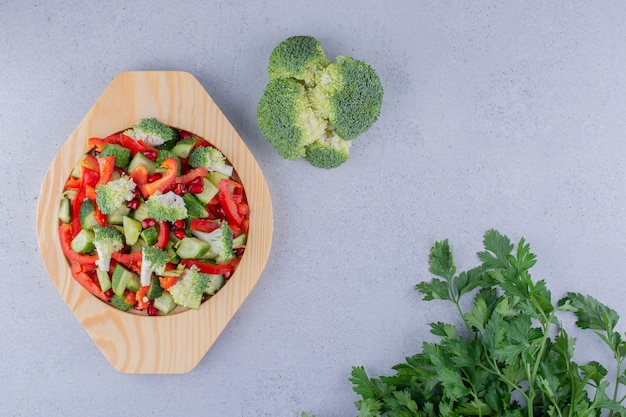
[188,146,233,177]
[190,221,235,262]
[169,266,209,309]
[257,77,327,160]
[93,226,124,271]
[125,118,178,146]
[140,246,167,286]
[95,175,136,215]
[305,130,352,169]
[268,35,329,86]
[309,55,383,140]
[146,191,188,222]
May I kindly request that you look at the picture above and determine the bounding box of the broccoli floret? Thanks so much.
[188,146,233,177]
[257,78,327,160]
[93,226,124,271]
[191,221,235,262]
[140,246,167,286]
[268,35,329,86]
[169,266,209,309]
[304,130,352,169]
[309,55,383,140]
[125,118,178,146]
[145,191,188,222]
[95,175,136,215]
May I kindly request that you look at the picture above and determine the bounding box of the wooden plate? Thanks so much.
[36,71,273,374]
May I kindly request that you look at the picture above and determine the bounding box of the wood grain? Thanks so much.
[36,71,273,374]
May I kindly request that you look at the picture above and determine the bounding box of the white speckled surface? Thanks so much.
[4,1,626,415]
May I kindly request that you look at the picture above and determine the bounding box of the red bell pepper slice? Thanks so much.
[135,286,150,310]
[180,258,238,275]
[81,167,100,188]
[88,137,106,153]
[97,156,115,185]
[140,158,178,198]
[71,187,86,237]
[189,219,220,233]
[112,251,142,274]
[218,179,243,227]
[174,167,207,185]
[59,224,99,267]
[159,276,178,291]
[102,133,158,156]
[155,221,170,249]
[128,164,149,194]
[70,263,110,301]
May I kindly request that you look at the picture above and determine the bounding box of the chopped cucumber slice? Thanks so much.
[153,292,176,314]
[70,229,95,254]
[122,215,142,245]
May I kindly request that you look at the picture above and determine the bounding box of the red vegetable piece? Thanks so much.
[70,263,110,301]
[140,158,178,198]
[59,224,99,267]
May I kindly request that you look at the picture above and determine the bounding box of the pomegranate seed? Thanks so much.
[143,149,158,161]
[173,229,187,240]
[148,173,162,183]
[190,177,204,187]
[133,188,142,199]
[105,289,115,299]
[147,300,159,316]
[189,184,203,194]
[174,183,187,196]
[141,218,156,229]
[173,220,185,229]
[126,199,140,210]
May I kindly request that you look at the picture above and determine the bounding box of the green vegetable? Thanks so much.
[169,266,209,309]
[309,55,383,140]
[145,191,188,222]
[92,225,124,271]
[305,230,626,417]
[257,77,327,160]
[304,130,352,169]
[95,175,136,215]
[257,35,383,168]
[140,246,167,286]
[124,117,178,146]
[268,35,329,86]
[188,145,233,177]
[191,221,235,262]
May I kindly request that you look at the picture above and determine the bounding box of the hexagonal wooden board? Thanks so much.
[36,71,273,373]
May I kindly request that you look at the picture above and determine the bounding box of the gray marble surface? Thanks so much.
[3,1,626,416]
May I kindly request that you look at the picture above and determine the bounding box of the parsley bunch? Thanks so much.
[304,230,626,417]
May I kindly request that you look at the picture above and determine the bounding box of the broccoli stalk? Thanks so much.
[95,175,136,215]
[169,266,209,309]
[187,146,233,177]
[124,118,178,146]
[191,221,236,262]
[140,246,167,286]
[145,191,188,222]
[93,226,124,271]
